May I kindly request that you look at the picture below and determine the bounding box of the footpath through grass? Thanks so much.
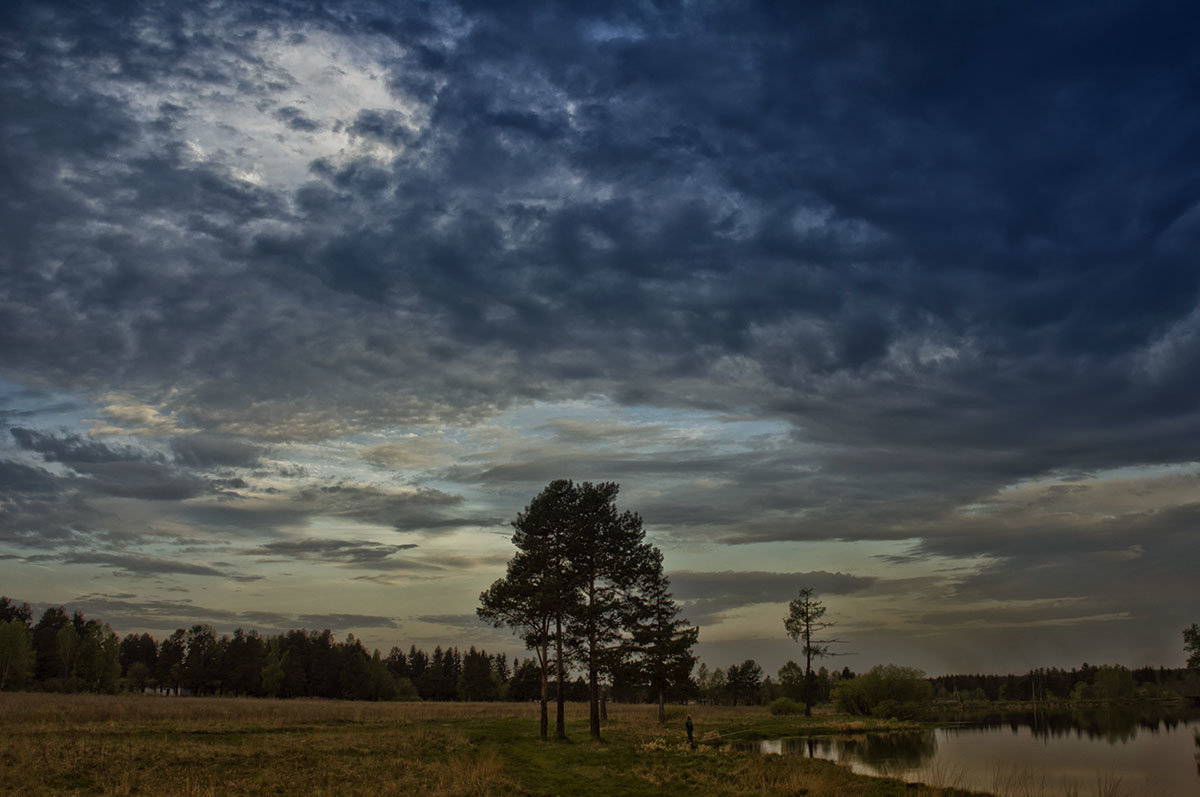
[0,693,982,796]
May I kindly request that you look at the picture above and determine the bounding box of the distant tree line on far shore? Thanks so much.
[4,592,1197,709]
[0,596,633,702]
[929,664,1197,703]
[690,658,1199,716]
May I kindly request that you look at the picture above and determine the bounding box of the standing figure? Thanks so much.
[685,714,695,748]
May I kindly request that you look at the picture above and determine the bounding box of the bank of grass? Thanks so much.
[0,693,981,796]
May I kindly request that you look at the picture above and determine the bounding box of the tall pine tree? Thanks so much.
[630,548,699,723]
[562,482,656,740]
[479,479,578,739]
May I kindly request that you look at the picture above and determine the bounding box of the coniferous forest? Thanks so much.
[4,593,1195,709]
[0,595,697,704]
[0,596,589,701]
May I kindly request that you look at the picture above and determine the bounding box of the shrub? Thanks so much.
[872,699,929,720]
[832,664,932,717]
[834,680,871,715]
[768,697,802,715]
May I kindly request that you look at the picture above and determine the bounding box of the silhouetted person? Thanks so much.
[685,714,695,748]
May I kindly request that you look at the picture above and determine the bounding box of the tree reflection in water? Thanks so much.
[730,731,939,777]
[733,705,1200,791]
[933,701,1200,744]
[833,731,938,776]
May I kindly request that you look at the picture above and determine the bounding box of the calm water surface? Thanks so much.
[732,705,1200,796]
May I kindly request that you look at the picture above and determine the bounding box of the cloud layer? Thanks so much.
[2,0,1200,672]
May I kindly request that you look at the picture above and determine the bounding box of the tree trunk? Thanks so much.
[589,654,600,739]
[555,612,566,739]
[587,578,601,740]
[539,645,549,741]
[804,629,813,717]
[657,688,665,724]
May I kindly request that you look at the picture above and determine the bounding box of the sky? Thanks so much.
[2,0,1199,678]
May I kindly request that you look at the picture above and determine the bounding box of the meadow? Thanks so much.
[0,693,976,796]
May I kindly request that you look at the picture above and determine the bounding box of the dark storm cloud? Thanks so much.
[274,106,321,132]
[70,461,209,501]
[938,506,1200,611]
[60,552,225,577]
[170,436,265,469]
[289,483,491,533]
[409,612,518,647]
[0,402,80,423]
[669,570,875,625]
[351,551,511,574]
[3,425,473,547]
[415,613,492,630]
[3,0,1200,666]
[9,428,210,502]
[171,501,314,537]
[33,596,399,636]
[56,597,250,627]
[3,0,1196,477]
[0,458,107,547]
[296,613,399,629]
[249,537,419,565]
[0,459,61,495]
[10,427,161,465]
[0,443,480,555]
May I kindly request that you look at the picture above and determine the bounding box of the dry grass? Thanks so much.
[0,693,977,796]
[0,694,527,796]
[980,767,1133,797]
[0,691,543,729]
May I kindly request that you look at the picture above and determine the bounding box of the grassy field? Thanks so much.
[0,693,981,796]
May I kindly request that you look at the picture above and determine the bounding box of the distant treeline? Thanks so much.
[691,659,1200,710]
[5,597,1196,704]
[0,597,620,701]
[929,664,1197,702]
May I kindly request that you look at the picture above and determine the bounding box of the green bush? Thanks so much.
[834,680,870,715]
[768,697,802,715]
[872,699,929,720]
[832,664,932,717]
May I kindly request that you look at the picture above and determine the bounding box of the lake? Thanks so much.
[730,704,1200,796]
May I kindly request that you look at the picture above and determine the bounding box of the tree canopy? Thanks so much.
[1184,623,1200,670]
[479,479,579,739]
[784,587,839,717]
[628,547,699,723]
[479,480,698,739]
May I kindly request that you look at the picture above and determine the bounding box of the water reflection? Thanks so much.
[832,731,938,776]
[933,702,1200,744]
[742,732,938,773]
[732,705,1200,795]
[730,731,940,774]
